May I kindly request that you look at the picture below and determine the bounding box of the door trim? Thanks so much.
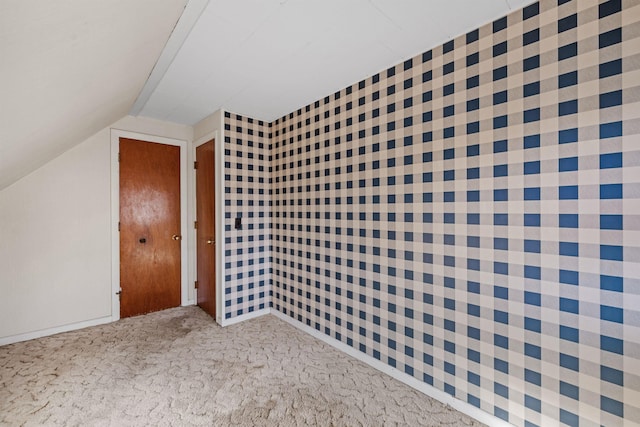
[192,129,225,325]
[110,129,189,322]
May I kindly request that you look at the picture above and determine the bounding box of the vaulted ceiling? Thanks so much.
[0,0,188,189]
[137,0,535,124]
[1,0,535,190]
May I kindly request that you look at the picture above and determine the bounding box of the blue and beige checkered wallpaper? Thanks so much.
[223,116,270,319]
[225,0,640,425]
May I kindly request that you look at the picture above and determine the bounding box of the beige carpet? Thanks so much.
[0,306,485,426]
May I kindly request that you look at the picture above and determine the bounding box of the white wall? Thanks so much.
[0,115,192,343]
[193,109,223,141]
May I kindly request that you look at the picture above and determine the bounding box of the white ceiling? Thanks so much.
[0,0,187,190]
[137,0,536,124]
[0,0,537,190]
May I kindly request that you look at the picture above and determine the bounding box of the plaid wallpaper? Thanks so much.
[225,0,640,425]
[270,0,640,426]
[223,114,270,319]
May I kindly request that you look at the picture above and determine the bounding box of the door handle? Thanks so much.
[206,239,214,245]
[172,234,182,241]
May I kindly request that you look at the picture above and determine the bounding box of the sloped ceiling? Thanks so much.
[136,0,536,124]
[0,0,188,190]
[1,0,538,190]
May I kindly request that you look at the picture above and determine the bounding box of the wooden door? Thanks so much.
[119,138,181,318]
[196,139,216,317]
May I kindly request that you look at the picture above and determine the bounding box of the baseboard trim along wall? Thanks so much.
[0,315,113,346]
[219,307,271,327]
[271,310,512,427]
[0,305,271,345]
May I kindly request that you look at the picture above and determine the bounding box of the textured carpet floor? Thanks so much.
[1,307,485,426]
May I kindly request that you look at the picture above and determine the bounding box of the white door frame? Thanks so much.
[192,129,225,325]
[110,129,190,321]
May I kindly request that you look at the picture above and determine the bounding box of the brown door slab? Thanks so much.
[119,138,181,318]
[196,139,216,318]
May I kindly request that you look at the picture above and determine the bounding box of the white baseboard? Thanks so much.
[0,305,271,345]
[271,310,513,427]
[0,316,113,346]
[218,307,271,327]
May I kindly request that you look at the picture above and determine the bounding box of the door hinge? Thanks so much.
[194,221,198,229]
[118,152,120,162]
[118,222,120,231]
[194,161,198,169]
[194,281,199,289]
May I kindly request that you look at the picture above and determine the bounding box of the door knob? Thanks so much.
[139,238,146,244]
[172,234,182,241]
[206,239,214,245]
